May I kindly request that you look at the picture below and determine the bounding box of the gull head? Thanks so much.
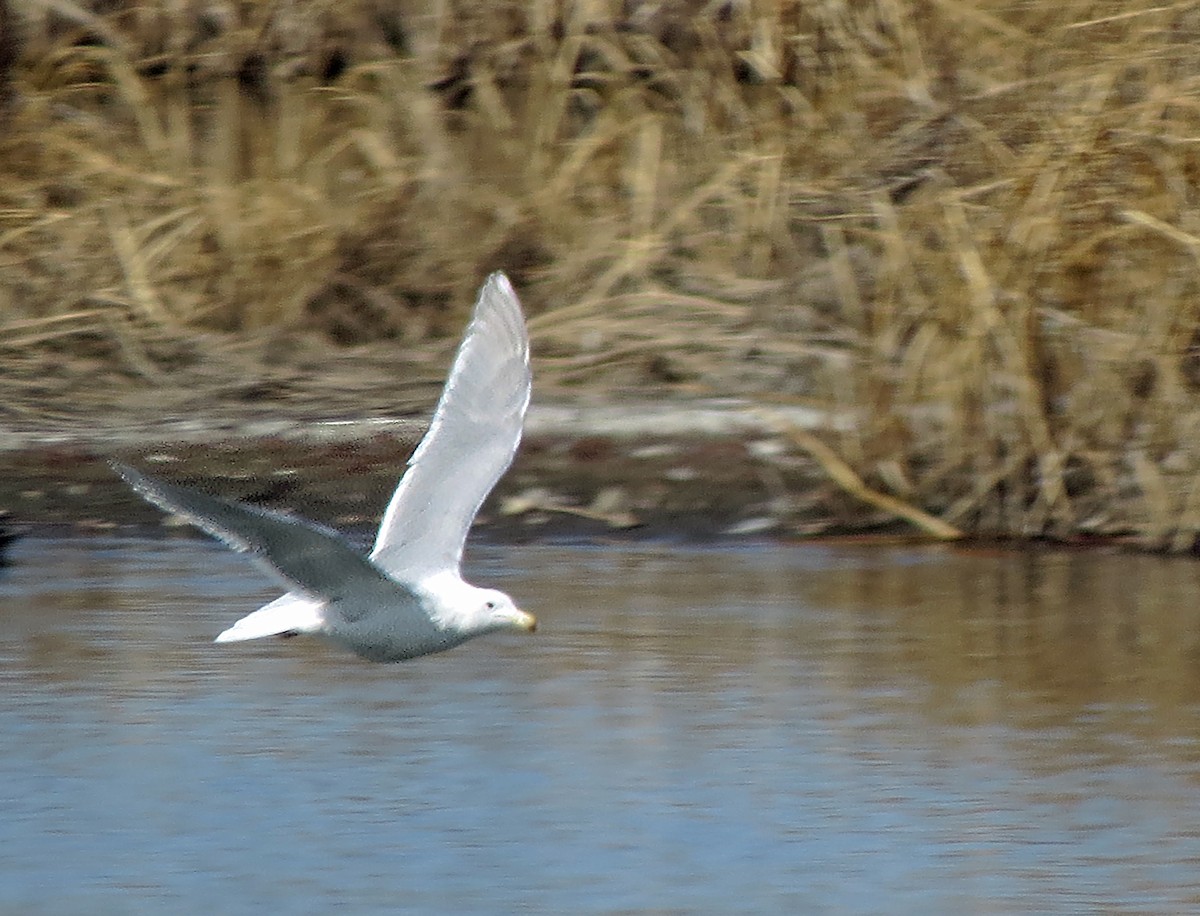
[473,587,537,635]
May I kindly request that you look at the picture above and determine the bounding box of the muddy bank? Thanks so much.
[0,399,905,544]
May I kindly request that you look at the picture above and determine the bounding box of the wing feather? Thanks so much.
[115,463,401,605]
[370,272,530,577]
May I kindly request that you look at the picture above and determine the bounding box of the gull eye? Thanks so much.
[485,600,497,610]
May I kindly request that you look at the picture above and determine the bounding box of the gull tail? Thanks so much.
[215,593,324,644]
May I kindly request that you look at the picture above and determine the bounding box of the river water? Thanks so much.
[2,536,1199,913]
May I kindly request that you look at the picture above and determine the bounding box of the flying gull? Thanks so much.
[115,272,536,662]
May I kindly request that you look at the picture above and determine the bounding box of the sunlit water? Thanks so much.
[3,537,1200,914]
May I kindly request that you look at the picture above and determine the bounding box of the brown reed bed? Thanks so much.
[3,1,1200,549]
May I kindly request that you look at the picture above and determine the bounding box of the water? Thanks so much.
[3,537,1200,913]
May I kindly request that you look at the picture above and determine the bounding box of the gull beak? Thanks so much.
[516,609,538,633]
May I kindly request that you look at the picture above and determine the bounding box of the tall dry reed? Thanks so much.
[3,1,1200,547]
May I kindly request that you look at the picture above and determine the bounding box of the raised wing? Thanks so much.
[115,463,404,604]
[370,272,531,578]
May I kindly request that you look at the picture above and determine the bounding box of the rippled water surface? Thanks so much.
[3,537,1200,913]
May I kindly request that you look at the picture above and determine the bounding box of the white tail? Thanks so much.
[214,593,324,643]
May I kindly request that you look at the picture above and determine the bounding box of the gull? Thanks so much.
[115,272,537,662]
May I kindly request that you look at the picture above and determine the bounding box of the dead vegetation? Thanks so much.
[3,1,1200,548]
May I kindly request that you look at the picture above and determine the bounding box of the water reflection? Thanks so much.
[2,537,1200,912]
[803,546,1200,747]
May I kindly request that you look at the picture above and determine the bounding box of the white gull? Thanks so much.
[115,272,536,662]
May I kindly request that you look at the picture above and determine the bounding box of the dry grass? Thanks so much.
[4,0,1200,547]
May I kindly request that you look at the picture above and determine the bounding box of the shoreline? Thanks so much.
[0,399,899,544]
[0,397,1178,555]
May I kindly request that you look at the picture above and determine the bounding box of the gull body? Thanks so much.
[116,272,536,662]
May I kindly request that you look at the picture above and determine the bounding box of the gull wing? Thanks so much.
[370,272,531,578]
[115,463,405,605]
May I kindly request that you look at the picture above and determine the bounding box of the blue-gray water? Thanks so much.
[3,537,1200,914]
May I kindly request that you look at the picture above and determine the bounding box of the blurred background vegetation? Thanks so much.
[3,0,1200,549]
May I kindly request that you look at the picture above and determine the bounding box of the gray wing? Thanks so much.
[115,463,412,609]
[370,272,530,578]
